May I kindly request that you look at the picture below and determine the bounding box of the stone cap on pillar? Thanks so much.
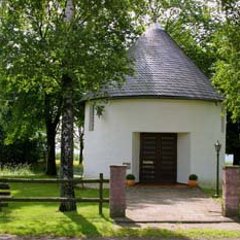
[223,166,240,170]
[110,165,127,169]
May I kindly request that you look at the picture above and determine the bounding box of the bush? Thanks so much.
[0,163,35,176]
[126,174,135,180]
[0,138,45,166]
[189,174,198,181]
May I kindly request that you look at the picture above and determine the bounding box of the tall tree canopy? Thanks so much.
[212,0,240,164]
[146,0,239,121]
[145,0,240,163]
[0,0,143,211]
[212,0,240,121]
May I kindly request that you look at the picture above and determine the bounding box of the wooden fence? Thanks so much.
[0,173,109,215]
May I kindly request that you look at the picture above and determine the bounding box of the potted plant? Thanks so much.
[188,174,198,187]
[126,174,136,186]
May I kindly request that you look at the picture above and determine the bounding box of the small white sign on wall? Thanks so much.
[122,162,131,169]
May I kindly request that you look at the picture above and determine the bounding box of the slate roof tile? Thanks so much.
[105,24,222,101]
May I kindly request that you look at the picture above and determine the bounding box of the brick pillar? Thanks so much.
[222,166,240,217]
[110,165,126,218]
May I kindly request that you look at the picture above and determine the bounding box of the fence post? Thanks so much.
[99,173,103,215]
[109,165,126,218]
[222,166,240,217]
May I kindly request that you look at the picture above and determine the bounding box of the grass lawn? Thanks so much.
[0,182,113,237]
[0,170,240,239]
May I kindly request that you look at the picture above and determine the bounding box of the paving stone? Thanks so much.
[121,186,240,229]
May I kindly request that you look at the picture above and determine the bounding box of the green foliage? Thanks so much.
[0,0,142,95]
[0,164,34,177]
[144,1,239,160]
[188,174,198,181]
[212,1,240,120]
[211,0,240,161]
[0,160,83,178]
[126,173,135,180]
[0,127,45,165]
[0,0,144,177]
[226,114,240,154]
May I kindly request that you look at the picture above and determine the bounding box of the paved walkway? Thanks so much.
[116,185,240,230]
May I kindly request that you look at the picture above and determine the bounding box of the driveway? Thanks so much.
[118,185,240,230]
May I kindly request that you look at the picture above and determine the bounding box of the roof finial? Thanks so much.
[150,13,163,30]
[152,13,158,23]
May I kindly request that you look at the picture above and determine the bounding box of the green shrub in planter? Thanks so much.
[189,174,198,181]
[126,174,136,186]
[126,174,135,180]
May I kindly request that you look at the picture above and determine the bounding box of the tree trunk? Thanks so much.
[44,94,57,176]
[46,124,57,176]
[233,148,240,165]
[59,74,76,212]
[79,127,84,165]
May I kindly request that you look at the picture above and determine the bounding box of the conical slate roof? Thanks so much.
[106,24,222,101]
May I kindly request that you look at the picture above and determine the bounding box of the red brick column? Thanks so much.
[110,165,126,218]
[222,166,240,217]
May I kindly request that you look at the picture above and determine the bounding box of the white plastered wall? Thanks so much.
[83,99,225,186]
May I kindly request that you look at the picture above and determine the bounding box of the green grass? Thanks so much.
[0,182,113,237]
[200,187,222,197]
[0,160,83,178]
[116,228,240,239]
[1,182,240,239]
[200,187,223,204]
[0,164,37,177]
[0,168,240,239]
[179,229,240,239]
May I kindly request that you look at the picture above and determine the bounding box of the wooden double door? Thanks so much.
[140,133,177,184]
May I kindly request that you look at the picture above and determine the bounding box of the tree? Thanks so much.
[0,0,142,211]
[44,93,61,175]
[74,104,85,165]
[226,114,240,165]
[212,0,240,121]
[0,125,44,166]
[0,80,49,167]
[145,0,240,163]
[211,0,240,164]
[0,2,61,175]
[0,82,60,175]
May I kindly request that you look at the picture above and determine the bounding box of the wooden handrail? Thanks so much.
[0,197,109,203]
[0,178,109,184]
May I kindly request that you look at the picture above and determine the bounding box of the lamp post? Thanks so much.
[214,140,221,198]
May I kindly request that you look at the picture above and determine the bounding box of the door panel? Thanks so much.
[140,133,177,183]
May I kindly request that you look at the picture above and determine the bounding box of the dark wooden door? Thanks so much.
[140,133,177,183]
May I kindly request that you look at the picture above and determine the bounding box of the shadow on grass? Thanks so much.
[0,209,11,222]
[0,207,103,237]
[0,202,59,224]
[63,211,101,237]
[111,227,192,239]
